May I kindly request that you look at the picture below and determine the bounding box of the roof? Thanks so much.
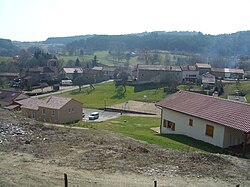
[195,63,211,69]
[27,67,54,73]
[180,65,197,71]
[224,68,244,74]
[0,73,20,77]
[92,66,103,71]
[211,68,244,74]
[17,96,76,110]
[0,89,25,103]
[156,91,250,133]
[136,64,181,72]
[63,68,84,74]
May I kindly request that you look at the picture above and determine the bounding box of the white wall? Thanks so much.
[161,108,225,148]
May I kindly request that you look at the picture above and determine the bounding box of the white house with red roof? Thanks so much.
[156,91,250,155]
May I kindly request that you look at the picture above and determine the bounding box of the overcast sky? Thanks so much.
[1,0,250,41]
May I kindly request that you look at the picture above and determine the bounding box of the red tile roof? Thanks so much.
[156,91,250,133]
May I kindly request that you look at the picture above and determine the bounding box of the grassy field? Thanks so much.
[78,116,224,153]
[222,81,250,102]
[0,56,12,62]
[58,51,142,66]
[58,82,168,108]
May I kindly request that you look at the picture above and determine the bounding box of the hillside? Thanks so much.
[0,38,19,56]
[0,108,249,186]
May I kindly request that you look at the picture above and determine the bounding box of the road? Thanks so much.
[31,80,113,98]
[83,109,120,122]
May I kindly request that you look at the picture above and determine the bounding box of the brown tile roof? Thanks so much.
[0,89,25,103]
[180,65,197,71]
[17,96,75,110]
[137,64,181,71]
[156,91,250,133]
[40,96,72,109]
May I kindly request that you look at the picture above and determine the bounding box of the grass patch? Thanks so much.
[58,82,168,108]
[79,116,225,153]
[222,81,250,103]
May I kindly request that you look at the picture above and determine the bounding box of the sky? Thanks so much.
[0,0,250,41]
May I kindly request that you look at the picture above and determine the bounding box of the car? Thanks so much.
[89,112,99,120]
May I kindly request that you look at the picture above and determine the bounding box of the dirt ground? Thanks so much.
[0,109,250,186]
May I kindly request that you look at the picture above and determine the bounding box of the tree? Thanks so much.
[92,55,98,67]
[73,75,95,92]
[75,58,80,66]
[115,72,128,94]
[73,69,79,80]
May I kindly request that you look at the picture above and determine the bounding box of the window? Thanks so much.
[68,108,71,113]
[42,108,45,115]
[205,125,214,137]
[189,119,193,126]
[71,108,74,112]
[51,110,55,116]
[163,119,167,127]
[167,121,175,131]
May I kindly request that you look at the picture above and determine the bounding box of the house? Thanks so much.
[201,72,216,89]
[156,91,250,155]
[16,96,83,124]
[211,68,244,79]
[195,63,211,76]
[92,66,117,79]
[62,67,84,80]
[21,67,55,87]
[180,65,199,83]
[135,64,182,84]
[0,89,29,107]
[0,72,20,82]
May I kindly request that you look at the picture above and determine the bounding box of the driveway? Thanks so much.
[83,109,120,122]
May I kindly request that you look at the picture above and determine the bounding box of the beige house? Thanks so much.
[156,91,250,155]
[16,96,83,124]
[211,68,244,79]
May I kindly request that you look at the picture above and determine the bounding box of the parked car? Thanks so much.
[89,112,99,120]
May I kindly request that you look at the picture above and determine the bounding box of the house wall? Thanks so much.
[57,100,82,123]
[181,70,199,83]
[37,107,59,123]
[223,127,249,147]
[21,108,38,120]
[161,108,225,147]
[197,68,211,75]
[137,70,182,83]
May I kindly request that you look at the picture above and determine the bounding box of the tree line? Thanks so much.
[65,31,250,57]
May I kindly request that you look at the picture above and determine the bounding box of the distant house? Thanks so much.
[211,68,244,79]
[201,72,216,89]
[62,67,84,80]
[0,89,29,108]
[92,66,117,79]
[0,72,20,82]
[21,67,55,87]
[135,64,182,84]
[156,91,250,155]
[195,63,211,76]
[16,96,83,124]
[180,65,199,83]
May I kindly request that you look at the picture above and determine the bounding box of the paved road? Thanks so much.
[31,80,113,98]
[83,109,120,122]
